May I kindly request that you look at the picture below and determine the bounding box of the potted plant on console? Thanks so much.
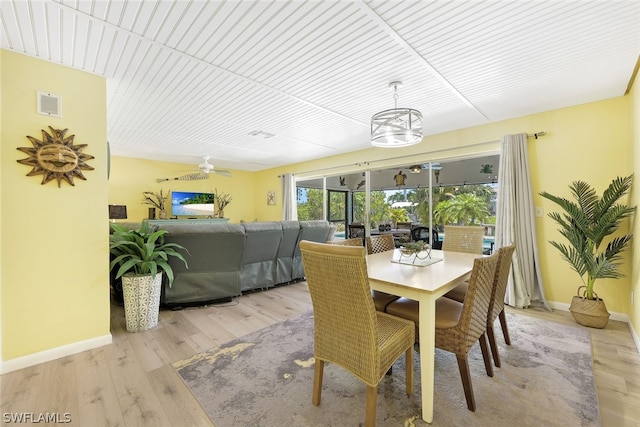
[142,189,168,219]
[539,175,635,328]
[109,222,188,332]
[215,188,232,219]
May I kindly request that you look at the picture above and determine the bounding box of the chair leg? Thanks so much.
[365,385,378,427]
[498,309,511,345]
[487,325,501,368]
[455,355,476,412]
[478,332,494,377]
[405,347,414,395]
[312,359,324,406]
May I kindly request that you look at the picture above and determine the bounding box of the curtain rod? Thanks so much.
[280,131,547,177]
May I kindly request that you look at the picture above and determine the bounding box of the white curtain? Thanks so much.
[495,133,549,309]
[281,173,297,221]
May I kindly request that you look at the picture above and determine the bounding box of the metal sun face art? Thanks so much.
[17,126,94,187]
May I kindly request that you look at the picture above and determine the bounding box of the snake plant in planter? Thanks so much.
[539,175,635,328]
[110,222,188,332]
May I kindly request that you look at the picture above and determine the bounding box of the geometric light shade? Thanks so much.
[371,81,423,148]
[371,108,423,147]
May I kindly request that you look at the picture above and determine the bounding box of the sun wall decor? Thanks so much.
[17,126,95,187]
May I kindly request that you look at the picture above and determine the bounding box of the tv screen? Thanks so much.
[171,191,215,217]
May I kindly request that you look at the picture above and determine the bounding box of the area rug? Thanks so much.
[173,311,600,426]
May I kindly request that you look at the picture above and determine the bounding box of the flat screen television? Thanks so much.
[171,191,215,217]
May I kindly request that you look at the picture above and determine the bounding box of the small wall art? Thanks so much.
[267,190,277,205]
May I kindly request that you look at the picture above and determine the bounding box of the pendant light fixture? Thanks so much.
[371,81,423,148]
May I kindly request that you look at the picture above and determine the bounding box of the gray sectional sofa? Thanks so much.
[156,220,332,308]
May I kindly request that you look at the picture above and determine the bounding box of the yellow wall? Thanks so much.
[255,96,636,315]
[4,48,634,364]
[630,73,639,335]
[108,156,257,223]
[0,50,110,361]
[532,98,633,314]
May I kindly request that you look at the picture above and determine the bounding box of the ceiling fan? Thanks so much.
[156,156,232,183]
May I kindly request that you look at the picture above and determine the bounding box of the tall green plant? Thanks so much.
[539,175,635,300]
[352,190,389,226]
[434,193,490,226]
[109,222,189,287]
[390,208,410,224]
[297,188,324,220]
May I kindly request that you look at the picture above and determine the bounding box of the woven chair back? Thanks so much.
[366,234,395,255]
[299,240,379,384]
[329,237,364,246]
[488,244,516,324]
[442,226,484,254]
[443,252,499,353]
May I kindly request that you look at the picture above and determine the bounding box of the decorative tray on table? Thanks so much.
[392,242,443,267]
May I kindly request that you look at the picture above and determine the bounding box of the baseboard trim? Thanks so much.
[548,300,639,353]
[0,334,112,374]
[629,321,640,355]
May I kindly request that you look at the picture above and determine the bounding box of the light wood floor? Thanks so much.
[1,281,639,426]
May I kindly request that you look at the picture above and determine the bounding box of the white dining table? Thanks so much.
[367,248,479,423]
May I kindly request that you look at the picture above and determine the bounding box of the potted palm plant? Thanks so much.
[109,222,188,332]
[539,175,635,328]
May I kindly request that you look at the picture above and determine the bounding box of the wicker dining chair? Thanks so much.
[444,244,516,367]
[299,240,415,427]
[366,234,401,312]
[385,252,499,411]
[442,225,485,254]
[366,234,395,255]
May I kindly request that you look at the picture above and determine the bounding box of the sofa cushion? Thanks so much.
[239,222,283,291]
[293,220,332,279]
[275,221,300,284]
[159,223,245,306]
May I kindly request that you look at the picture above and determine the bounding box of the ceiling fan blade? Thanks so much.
[155,172,210,182]
[212,169,232,177]
[180,172,210,181]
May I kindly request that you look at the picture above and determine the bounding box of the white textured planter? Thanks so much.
[121,273,162,332]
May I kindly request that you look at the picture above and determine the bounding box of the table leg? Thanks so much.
[418,294,436,423]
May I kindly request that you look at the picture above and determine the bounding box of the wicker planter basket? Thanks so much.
[569,287,610,329]
[122,273,162,332]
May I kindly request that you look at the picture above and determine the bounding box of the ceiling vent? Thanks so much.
[37,91,62,117]
[248,130,275,138]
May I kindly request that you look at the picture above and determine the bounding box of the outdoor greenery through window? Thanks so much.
[297,184,497,231]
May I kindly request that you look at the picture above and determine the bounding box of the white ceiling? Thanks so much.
[2,1,639,172]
